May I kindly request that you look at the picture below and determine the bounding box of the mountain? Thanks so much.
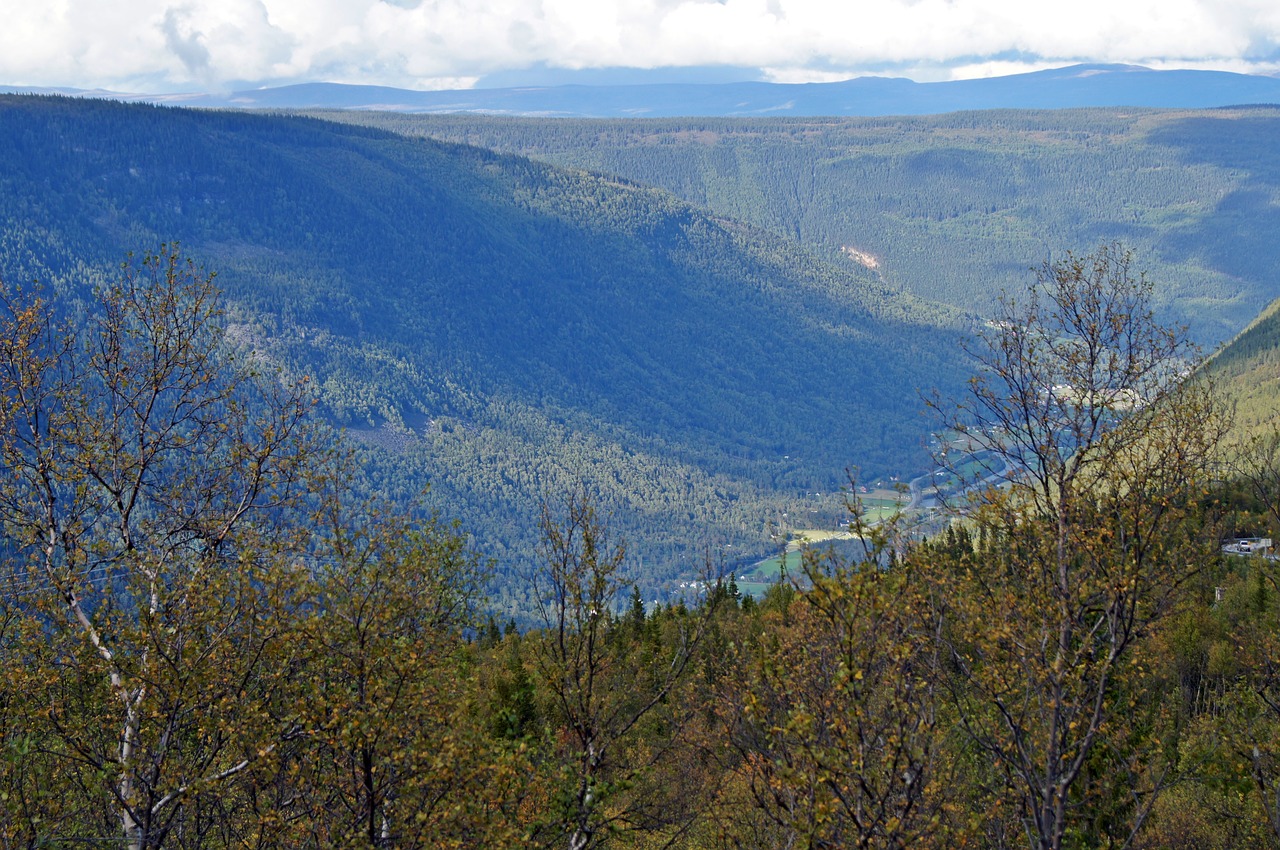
[331,106,1280,346]
[0,95,969,605]
[6,64,1280,118]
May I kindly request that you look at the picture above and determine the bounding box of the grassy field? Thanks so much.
[727,483,916,596]
[846,489,909,523]
[750,548,803,575]
[729,491,908,596]
[734,580,778,599]
[859,497,907,523]
[730,547,803,597]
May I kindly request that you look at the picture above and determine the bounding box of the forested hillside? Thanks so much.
[336,107,1280,344]
[0,95,968,603]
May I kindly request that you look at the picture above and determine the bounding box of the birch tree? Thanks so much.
[528,490,715,850]
[929,244,1227,849]
[0,246,325,850]
[722,547,951,850]
[280,493,533,848]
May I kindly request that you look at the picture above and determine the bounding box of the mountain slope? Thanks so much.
[334,106,1280,345]
[1207,295,1280,437]
[0,95,969,599]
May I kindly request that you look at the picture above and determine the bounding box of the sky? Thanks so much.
[3,0,1280,93]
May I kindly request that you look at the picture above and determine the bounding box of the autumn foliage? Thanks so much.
[3,245,1280,849]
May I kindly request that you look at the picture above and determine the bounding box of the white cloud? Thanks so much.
[1,0,1279,91]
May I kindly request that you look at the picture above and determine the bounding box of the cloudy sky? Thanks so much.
[3,0,1280,93]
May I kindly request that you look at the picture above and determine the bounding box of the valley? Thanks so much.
[5,95,1280,608]
[0,95,968,609]
[7,86,1280,849]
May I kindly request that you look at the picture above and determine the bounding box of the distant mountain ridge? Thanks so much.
[6,64,1280,117]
